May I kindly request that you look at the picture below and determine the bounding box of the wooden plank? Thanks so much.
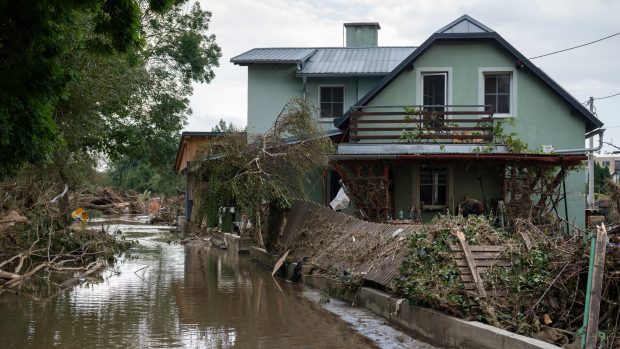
[350,111,493,117]
[350,134,493,140]
[454,230,486,297]
[452,251,503,259]
[351,126,491,131]
[454,259,511,267]
[585,224,608,348]
[458,266,489,275]
[451,245,506,252]
[350,117,493,124]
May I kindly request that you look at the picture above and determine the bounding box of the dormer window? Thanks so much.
[319,86,344,118]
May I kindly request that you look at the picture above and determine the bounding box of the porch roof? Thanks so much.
[329,153,586,166]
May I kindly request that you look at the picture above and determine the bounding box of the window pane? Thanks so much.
[484,94,496,112]
[320,103,331,118]
[420,185,432,205]
[321,87,332,103]
[437,185,447,205]
[423,74,446,107]
[333,87,344,102]
[333,102,344,117]
[485,75,497,94]
[498,74,510,93]
[497,95,510,114]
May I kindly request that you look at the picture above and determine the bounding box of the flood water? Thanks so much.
[0,217,437,349]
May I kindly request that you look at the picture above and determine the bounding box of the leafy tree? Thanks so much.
[594,161,611,193]
[197,99,333,247]
[0,1,167,178]
[212,119,243,133]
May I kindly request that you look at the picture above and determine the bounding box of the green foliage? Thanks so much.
[195,98,333,239]
[594,161,611,193]
[396,215,580,335]
[0,0,182,179]
[108,157,183,196]
[212,119,243,133]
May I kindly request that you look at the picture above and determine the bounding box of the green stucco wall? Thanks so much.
[248,64,301,135]
[247,63,382,135]
[364,40,587,227]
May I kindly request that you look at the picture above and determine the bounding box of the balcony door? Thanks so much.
[422,73,447,126]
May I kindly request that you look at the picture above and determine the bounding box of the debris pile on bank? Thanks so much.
[0,183,135,297]
[75,187,184,222]
[277,200,620,348]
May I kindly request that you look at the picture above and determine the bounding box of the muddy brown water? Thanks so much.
[0,216,438,349]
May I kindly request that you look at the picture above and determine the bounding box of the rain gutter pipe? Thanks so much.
[554,128,605,154]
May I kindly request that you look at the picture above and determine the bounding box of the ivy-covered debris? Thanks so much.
[396,214,620,348]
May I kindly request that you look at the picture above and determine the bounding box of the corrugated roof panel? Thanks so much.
[230,48,316,64]
[298,46,417,75]
[231,46,417,75]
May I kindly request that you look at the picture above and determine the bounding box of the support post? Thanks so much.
[587,96,595,210]
[583,224,607,348]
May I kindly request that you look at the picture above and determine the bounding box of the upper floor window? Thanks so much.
[320,86,344,118]
[603,161,610,167]
[484,73,512,114]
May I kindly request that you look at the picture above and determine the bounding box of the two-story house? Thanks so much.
[231,15,604,228]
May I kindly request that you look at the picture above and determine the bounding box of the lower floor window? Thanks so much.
[420,167,447,206]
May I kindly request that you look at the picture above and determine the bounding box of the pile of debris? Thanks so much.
[76,187,146,215]
[74,187,184,222]
[276,200,620,348]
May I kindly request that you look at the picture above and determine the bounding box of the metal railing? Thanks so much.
[349,105,495,144]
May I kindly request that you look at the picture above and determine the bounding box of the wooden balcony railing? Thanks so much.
[349,105,495,144]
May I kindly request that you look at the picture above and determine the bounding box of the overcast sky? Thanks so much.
[189,0,620,152]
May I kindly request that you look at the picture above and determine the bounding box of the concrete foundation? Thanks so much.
[246,245,558,349]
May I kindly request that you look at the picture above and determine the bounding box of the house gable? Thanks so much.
[334,15,603,133]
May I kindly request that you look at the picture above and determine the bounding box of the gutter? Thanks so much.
[554,128,605,154]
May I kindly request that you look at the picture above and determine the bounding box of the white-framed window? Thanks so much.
[319,85,344,118]
[479,67,517,117]
[419,167,448,207]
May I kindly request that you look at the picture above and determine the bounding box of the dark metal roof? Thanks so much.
[230,48,316,65]
[436,14,494,34]
[230,46,416,76]
[334,15,604,132]
[297,47,416,76]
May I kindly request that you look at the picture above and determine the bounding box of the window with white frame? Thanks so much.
[420,167,447,207]
[319,86,344,118]
[484,73,512,114]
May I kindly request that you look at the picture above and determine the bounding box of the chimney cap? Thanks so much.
[344,22,381,29]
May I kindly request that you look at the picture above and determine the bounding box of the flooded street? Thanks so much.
[0,217,436,348]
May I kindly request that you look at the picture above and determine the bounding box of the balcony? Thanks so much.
[348,105,496,144]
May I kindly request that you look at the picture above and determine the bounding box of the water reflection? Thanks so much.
[0,225,377,349]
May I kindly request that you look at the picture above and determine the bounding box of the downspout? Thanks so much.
[554,128,605,228]
[554,128,605,154]
[302,76,307,99]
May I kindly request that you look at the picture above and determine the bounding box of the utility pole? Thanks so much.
[587,97,595,210]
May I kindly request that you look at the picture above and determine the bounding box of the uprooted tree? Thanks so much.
[193,98,334,248]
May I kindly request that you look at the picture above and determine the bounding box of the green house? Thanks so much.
[231,15,603,229]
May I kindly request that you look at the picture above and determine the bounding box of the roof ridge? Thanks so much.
[242,46,417,50]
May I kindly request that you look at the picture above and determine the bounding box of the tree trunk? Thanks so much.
[254,210,264,248]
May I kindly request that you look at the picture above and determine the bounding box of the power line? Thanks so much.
[528,32,620,60]
[594,92,620,100]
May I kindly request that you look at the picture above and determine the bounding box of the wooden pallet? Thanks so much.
[450,231,511,298]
